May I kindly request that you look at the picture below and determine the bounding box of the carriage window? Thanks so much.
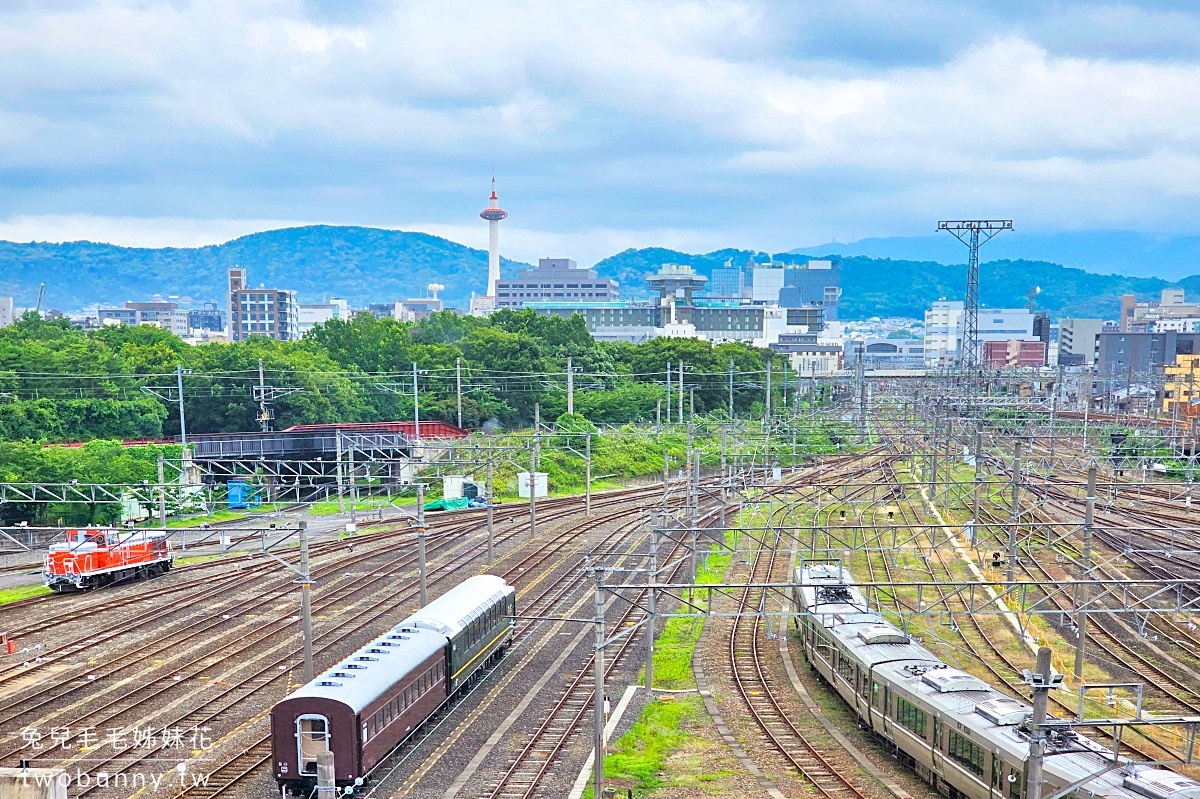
[836,655,855,684]
[1008,769,1023,799]
[896,698,926,737]
[992,755,1002,788]
[948,730,984,777]
[296,716,329,775]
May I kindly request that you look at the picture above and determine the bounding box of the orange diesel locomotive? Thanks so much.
[43,528,173,591]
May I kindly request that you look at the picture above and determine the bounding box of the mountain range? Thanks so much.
[1,224,1197,321]
[793,231,1200,281]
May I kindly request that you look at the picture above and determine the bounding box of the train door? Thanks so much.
[930,717,944,779]
[296,715,330,776]
[880,684,892,740]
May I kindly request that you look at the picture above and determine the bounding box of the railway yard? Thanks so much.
[3,380,1200,799]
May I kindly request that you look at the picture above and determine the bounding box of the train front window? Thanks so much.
[296,716,330,775]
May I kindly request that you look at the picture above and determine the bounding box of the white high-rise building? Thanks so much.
[471,178,508,315]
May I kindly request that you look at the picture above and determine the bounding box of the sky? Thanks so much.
[1,1,1200,266]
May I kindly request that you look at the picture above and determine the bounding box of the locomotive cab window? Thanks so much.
[296,716,330,776]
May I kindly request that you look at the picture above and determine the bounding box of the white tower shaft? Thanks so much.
[488,219,500,297]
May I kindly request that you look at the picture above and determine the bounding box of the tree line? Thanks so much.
[0,310,793,442]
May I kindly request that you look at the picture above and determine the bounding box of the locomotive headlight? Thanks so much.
[354,779,364,786]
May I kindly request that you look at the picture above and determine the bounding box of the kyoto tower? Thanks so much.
[480,177,508,300]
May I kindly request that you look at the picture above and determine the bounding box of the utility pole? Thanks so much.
[1025,646,1057,799]
[335,432,346,513]
[662,450,669,509]
[486,456,495,565]
[937,220,1013,370]
[765,360,772,421]
[1007,442,1022,584]
[316,752,336,799]
[529,445,538,539]
[930,410,939,497]
[656,399,661,434]
[666,362,672,425]
[416,483,427,605]
[456,357,463,428]
[257,358,269,433]
[592,567,607,799]
[176,364,188,446]
[567,356,575,416]
[348,446,357,528]
[728,358,734,419]
[691,446,700,530]
[299,521,314,682]
[157,454,168,530]
[1073,464,1096,683]
[646,524,657,692]
[972,430,983,534]
[530,404,539,538]
[412,362,421,442]
[585,433,592,516]
[678,361,684,423]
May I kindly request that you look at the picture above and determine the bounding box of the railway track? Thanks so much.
[180,486,681,799]
[728,504,870,799]
[0,487,674,780]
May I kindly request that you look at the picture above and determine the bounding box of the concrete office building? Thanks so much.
[982,339,1048,369]
[299,298,351,333]
[228,268,300,342]
[1120,289,1200,332]
[1096,331,1200,374]
[97,300,191,337]
[846,338,926,370]
[1163,354,1200,418]
[495,258,618,309]
[923,301,1047,367]
[749,264,787,304]
[529,264,814,347]
[770,333,843,375]
[0,296,14,328]
[1059,318,1103,366]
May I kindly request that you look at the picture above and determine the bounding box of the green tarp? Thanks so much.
[423,497,471,512]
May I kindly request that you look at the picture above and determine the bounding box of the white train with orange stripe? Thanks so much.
[43,527,173,591]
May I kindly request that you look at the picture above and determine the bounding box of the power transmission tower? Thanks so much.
[937,220,1013,370]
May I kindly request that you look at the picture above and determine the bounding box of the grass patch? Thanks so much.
[588,529,740,795]
[164,509,251,528]
[0,584,52,604]
[175,554,222,566]
[585,696,704,798]
[309,500,395,516]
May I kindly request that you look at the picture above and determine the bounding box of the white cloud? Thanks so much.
[0,1,1196,244]
[0,214,308,248]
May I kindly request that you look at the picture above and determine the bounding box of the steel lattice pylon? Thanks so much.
[937,220,1013,370]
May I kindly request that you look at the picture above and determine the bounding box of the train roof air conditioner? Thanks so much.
[856,624,909,645]
[1124,769,1200,799]
[921,668,991,693]
[974,697,1031,725]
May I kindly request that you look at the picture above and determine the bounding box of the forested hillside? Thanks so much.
[1,225,1195,319]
